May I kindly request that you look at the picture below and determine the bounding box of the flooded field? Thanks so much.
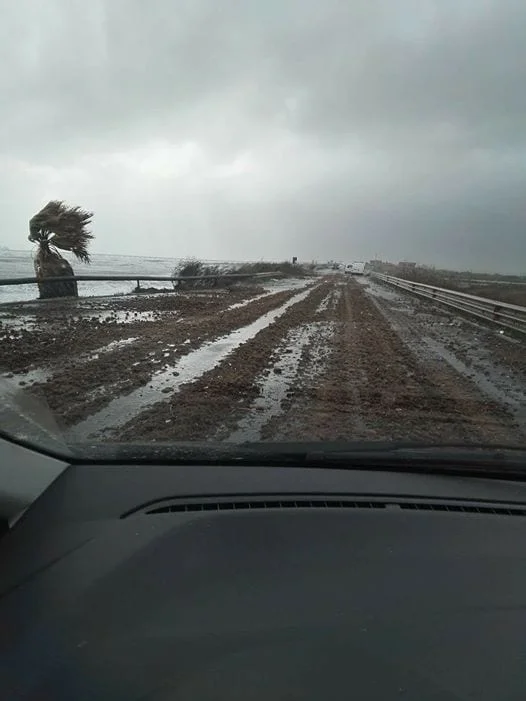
[1,275,525,445]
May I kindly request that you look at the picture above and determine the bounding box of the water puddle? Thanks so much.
[316,293,333,314]
[0,314,39,333]
[73,310,171,324]
[1,367,52,387]
[315,287,342,314]
[86,337,139,360]
[363,279,405,303]
[0,309,177,332]
[261,278,312,293]
[226,290,276,311]
[68,286,316,440]
[364,281,418,316]
[225,321,334,442]
[421,336,526,422]
[2,337,141,391]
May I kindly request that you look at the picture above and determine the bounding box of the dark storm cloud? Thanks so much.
[281,2,526,149]
[1,0,525,271]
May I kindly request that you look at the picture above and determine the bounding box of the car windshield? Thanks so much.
[1,1,525,458]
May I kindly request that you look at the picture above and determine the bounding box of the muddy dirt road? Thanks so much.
[1,276,525,445]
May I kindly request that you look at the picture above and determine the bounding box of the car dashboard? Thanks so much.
[0,442,526,699]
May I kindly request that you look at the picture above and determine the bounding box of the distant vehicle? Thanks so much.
[344,261,366,275]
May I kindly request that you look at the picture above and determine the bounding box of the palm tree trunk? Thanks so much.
[34,245,78,299]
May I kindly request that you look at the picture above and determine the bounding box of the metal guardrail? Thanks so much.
[371,272,526,336]
[0,272,274,288]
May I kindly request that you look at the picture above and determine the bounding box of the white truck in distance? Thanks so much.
[344,261,366,275]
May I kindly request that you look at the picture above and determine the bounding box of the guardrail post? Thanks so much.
[136,279,140,291]
[493,304,501,321]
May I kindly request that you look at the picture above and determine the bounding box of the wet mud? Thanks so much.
[1,275,525,446]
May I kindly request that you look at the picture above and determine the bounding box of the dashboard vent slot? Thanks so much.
[145,498,387,515]
[125,497,526,517]
[400,503,526,516]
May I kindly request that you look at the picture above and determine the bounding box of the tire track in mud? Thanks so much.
[223,281,347,441]
[17,275,524,445]
[0,286,267,373]
[267,282,372,441]
[29,287,308,427]
[224,321,335,442]
[226,283,347,442]
[114,282,332,442]
[269,279,523,443]
[362,278,526,425]
[257,285,346,441]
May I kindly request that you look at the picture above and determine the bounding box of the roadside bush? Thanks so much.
[172,258,313,289]
[233,261,313,278]
[172,258,234,289]
[176,259,203,279]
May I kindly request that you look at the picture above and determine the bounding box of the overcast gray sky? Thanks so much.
[2,0,526,272]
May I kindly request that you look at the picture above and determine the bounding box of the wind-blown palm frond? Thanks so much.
[29,200,94,263]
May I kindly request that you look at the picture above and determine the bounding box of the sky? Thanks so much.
[1,0,526,273]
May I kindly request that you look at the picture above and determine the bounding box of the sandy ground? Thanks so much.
[1,275,525,446]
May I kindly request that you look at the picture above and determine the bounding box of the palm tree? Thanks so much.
[28,201,94,299]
